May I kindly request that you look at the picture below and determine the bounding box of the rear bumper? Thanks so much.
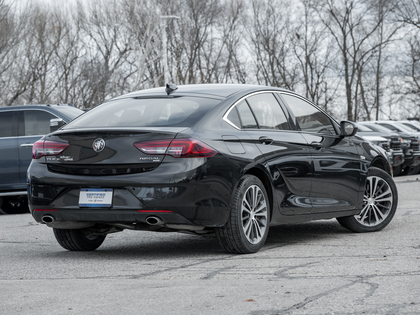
[28,155,240,227]
[31,208,194,225]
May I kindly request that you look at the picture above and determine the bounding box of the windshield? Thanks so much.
[394,122,418,133]
[356,124,372,132]
[361,123,393,134]
[54,106,84,121]
[63,96,221,129]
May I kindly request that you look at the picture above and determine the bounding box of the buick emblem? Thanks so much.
[92,138,106,152]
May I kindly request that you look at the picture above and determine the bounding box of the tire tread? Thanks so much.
[53,228,105,251]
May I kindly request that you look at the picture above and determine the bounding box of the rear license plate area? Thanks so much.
[79,189,113,207]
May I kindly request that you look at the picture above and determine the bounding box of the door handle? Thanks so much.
[20,143,34,148]
[310,141,322,149]
[259,136,273,145]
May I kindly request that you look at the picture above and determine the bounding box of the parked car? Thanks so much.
[355,123,404,170]
[27,84,398,253]
[399,120,420,133]
[0,104,84,214]
[368,121,420,175]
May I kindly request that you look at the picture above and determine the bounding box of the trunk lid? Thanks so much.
[43,127,186,176]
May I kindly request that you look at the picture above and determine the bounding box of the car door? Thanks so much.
[17,110,58,183]
[279,92,363,213]
[0,111,20,191]
[230,92,313,216]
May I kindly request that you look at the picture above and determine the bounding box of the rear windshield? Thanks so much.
[63,96,221,129]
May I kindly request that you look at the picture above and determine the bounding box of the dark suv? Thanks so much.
[0,104,84,214]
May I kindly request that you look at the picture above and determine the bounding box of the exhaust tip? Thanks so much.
[41,215,55,224]
[145,216,164,226]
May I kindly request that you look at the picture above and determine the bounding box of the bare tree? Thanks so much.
[247,0,299,89]
[121,0,161,90]
[292,0,340,112]
[314,0,399,121]
[77,0,133,106]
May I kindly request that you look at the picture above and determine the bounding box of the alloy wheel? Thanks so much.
[356,175,393,226]
[241,185,268,244]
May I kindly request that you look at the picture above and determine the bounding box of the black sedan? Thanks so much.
[28,84,398,254]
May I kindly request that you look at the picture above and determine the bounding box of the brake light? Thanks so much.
[32,140,69,159]
[134,138,217,158]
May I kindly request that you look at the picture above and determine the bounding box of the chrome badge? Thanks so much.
[92,138,106,152]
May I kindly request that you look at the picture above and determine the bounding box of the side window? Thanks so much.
[281,94,336,135]
[226,107,241,129]
[246,93,290,130]
[236,100,258,129]
[24,110,57,136]
[0,112,18,137]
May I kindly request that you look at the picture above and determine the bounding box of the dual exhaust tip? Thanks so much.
[41,215,55,224]
[145,216,164,226]
[42,214,164,226]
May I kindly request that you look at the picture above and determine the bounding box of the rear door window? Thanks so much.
[246,93,290,130]
[236,100,258,129]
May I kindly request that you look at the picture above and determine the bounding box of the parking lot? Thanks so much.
[1,175,419,314]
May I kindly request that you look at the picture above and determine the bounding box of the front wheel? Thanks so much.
[337,167,398,233]
[216,175,270,254]
[53,228,106,251]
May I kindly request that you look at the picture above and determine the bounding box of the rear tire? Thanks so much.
[0,196,29,214]
[401,165,420,176]
[216,175,270,254]
[392,165,401,176]
[53,228,106,251]
[337,167,397,233]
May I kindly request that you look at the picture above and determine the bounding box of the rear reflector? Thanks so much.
[33,209,58,212]
[32,140,69,159]
[134,138,217,158]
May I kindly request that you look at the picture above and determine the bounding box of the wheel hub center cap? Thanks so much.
[367,197,375,206]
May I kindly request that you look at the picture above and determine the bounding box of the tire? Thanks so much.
[401,165,420,176]
[337,167,398,233]
[392,165,401,176]
[53,228,106,251]
[0,196,29,214]
[216,175,270,254]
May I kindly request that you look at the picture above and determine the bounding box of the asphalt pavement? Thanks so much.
[1,175,420,314]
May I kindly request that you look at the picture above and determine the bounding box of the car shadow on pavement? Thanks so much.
[39,219,349,259]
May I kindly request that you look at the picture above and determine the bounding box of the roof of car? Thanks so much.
[0,104,75,110]
[111,84,288,101]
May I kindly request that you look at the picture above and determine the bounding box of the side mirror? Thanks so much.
[50,118,66,132]
[340,121,358,137]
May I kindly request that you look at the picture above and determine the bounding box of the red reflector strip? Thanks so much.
[136,210,174,213]
[33,209,58,212]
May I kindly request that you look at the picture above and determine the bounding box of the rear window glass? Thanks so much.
[63,97,221,129]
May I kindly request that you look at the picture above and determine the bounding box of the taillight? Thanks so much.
[134,138,217,158]
[32,140,69,159]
